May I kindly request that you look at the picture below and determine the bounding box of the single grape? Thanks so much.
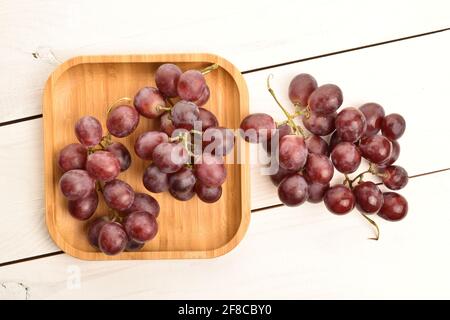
[330,142,361,174]
[308,84,343,115]
[328,131,342,153]
[58,143,87,172]
[377,140,400,169]
[277,174,309,207]
[106,105,140,138]
[143,163,169,193]
[59,169,95,200]
[239,113,276,143]
[87,216,109,249]
[382,165,409,190]
[307,182,329,204]
[359,135,392,164]
[302,112,336,136]
[264,123,292,154]
[169,186,196,201]
[353,181,383,214]
[359,103,385,137]
[382,113,406,140]
[124,211,158,242]
[75,116,103,147]
[324,184,355,215]
[103,179,135,211]
[198,107,219,131]
[160,112,176,136]
[134,131,168,160]
[194,153,227,187]
[177,70,206,101]
[86,150,120,182]
[126,239,146,252]
[155,63,182,98]
[171,100,200,130]
[105,142,131,172]
[195,183,222,203]
[279,135,308,171]
[133,87,166,119]
[288,73,318,107]
[123,192,160,218]
[168,167,196,192]
[377,192,408,221]
[303,154,334,185]
[152,142,189,173]
[305,135,329,156]
[335,107,367,142]
[270,166,295,186]
[193,85,210,107]
[68,191,98,220]
[98,222,128,255]
[202,127,235,156]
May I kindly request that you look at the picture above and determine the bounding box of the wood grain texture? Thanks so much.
[1,0,449,122]
[1,171,449,299]
[0,32,449,263]
[43,53,250,260]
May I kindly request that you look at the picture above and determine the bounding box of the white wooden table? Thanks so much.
[0,0,449,299]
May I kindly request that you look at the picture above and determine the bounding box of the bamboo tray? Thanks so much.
[43,53,250,260]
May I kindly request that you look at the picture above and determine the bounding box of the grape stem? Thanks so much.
[359,212,380,241]
[200,63,219,75]
[266,74,305,137]
[156,105,172,112]
[166,98,175,107]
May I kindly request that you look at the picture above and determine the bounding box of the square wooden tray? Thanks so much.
[43,53,250,260]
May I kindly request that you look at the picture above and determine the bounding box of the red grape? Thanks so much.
[378,140,400,169]
[68,191,98,220]
[133,87,166,119]
[328,131,342,153]
[87,216,109,249]
[382,113,406,140]
[353,181,383,214]
[305,135,329,156]
[59,169,95,200]
[270,166,295,186]
[106,105,140,138]
[155,63,182,98]
[331,142,361,174]
[126,239,145,252]
[169,187,196,201]
[335,107,367,142]
[359,135,392,164]
[193,85,210,106]
[324,184,355,215]
[171,100,200,130]
[168,167,196,192]
[198,107,219,131]
[106,142,131,172]
[124,211,158,242]
[98,222,128,255]
[152,142,189,173]
[177,70,206,101]
[277,174,309,207]
[194,153,227,187]
[302,112,336,136]
[359,103,385,137]
[195,183,222,203]
[122,192,160,218]
[134,131,168,160]
[143,163,169,193]
[307,182,329,204]
[203,127,235,156]
[279,135,308,171]
[303,154,334,185]
[382,165,408,190]
[308,84,343,115]
[240,113,276,143]
[288,73,318,107]
[378,192,408,221]
[160,112,175,136]
[103,179,135,211]
[86,150,120,182]
[75,116,103,147]
[58,143,87,172]
[264,123,292,154]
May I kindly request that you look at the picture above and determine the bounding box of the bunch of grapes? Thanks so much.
[57,62,233,256]
[240,74,408,239]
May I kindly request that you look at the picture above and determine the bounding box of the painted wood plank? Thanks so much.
[1,0,449,122]
[0,171,448,299]
[0,31,449,263]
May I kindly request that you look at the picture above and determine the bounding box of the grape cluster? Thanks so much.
[57,62,232,256]
[240,74,408,239]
